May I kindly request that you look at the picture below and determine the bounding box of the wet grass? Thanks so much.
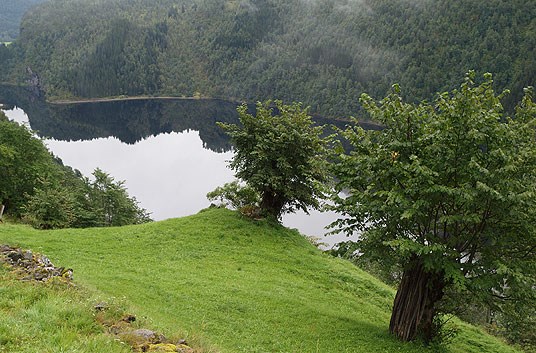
[0,208,521,353]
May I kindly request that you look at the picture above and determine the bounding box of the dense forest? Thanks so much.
[0,0,47,42]
[1,0,535,117]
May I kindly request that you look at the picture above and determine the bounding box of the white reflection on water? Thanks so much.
[3,107,356,247]
[45,132,235,222]
[3,106,28,125]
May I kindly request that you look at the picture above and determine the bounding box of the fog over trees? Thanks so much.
[0,0,534,117]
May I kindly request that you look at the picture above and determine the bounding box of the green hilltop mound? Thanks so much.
[0,208,521,352]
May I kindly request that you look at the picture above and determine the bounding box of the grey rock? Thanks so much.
[131,329,166,344]
[23,251,33,261]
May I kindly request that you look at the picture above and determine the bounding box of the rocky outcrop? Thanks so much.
[94,306,195,353]
[25,67,43,98]
[0,244,73,282]
[1,245,195,352]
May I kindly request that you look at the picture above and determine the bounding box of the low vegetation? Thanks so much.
[0,208,523,353]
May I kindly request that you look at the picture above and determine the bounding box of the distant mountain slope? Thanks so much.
[2,0,535,117]
[0,0,47,41]
[0,208,522,353]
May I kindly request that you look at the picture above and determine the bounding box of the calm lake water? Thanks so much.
[1,86,358,247]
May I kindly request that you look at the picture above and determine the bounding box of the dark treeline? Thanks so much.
[1,0,534,117]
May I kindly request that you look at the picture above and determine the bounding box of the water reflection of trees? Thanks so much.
[0,86,241,152]
[41,98,244,152]
[0,85,376,153]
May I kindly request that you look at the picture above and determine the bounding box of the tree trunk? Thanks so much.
[389,257,446,342]
[260,190,285,219]
[0,204,4,222]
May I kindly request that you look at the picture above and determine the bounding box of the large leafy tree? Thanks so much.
[219,101,330,219]
[331,73,536,342]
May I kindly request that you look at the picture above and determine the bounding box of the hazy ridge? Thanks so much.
[1,0,534,117]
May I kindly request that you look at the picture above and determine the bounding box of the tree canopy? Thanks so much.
[331,73,536,342]
[0,112,55,216]
[219,101,330,219]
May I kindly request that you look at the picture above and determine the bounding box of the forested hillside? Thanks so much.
[1,0,535,117]
[0,0,47,41]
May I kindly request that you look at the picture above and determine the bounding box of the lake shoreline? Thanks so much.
[1,86,378,126]
[47,95,370,124]
[48,95,244,105]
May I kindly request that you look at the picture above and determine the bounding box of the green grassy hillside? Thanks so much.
[0,208,521,352]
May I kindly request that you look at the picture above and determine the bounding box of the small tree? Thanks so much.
[219,101,330,220]
[331,73,536,343]
[22,177,76,229]
[88,168,151,226]
[206,180,260,210]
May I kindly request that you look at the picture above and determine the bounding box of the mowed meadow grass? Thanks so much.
[0,208,521,353]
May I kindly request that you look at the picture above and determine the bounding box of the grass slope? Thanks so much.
[0,266,131,353]
[0,208,520,353]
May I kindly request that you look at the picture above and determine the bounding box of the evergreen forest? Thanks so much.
[0,0,47,42]
[0,0,534,117]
